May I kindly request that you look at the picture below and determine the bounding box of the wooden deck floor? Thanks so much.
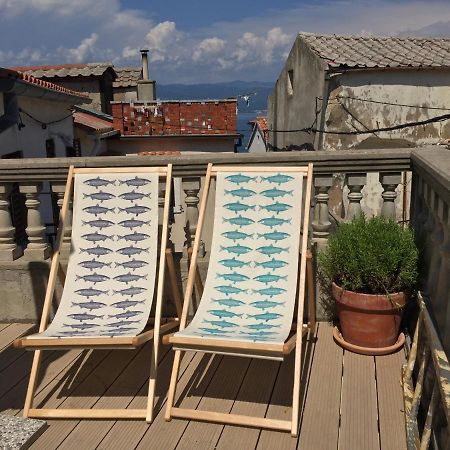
[0,322,406,450]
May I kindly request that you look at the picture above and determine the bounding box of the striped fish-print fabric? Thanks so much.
[174,171,304,359]
[29,172,159,339]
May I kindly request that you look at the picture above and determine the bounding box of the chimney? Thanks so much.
[137,48,156,102]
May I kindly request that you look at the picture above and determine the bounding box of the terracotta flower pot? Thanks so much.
[332,282,407,348]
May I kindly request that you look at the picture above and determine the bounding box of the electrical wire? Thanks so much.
[19,108,73,127]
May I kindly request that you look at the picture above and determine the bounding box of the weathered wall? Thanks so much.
[113,86,138,103]
[247,128,267,153]
[268,36,326,151]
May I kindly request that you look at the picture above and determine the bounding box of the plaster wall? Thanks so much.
[247,128,267,153]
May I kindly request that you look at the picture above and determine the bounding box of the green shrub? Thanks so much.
[318,215,418,295]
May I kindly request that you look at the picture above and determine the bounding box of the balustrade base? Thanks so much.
[0,246,23,262]
[23,247,50,261]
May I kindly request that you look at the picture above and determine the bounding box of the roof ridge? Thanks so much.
[298,31,449,41]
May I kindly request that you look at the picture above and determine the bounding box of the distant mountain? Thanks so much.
[157,80,273,112]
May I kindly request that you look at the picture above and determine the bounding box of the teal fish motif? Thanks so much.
[245,323,281,330]
[254,259,288,270]
[240,331,277,336]
[260,174,294,184]
[256,245,289,256]
[259,202,292,214]
[247,312,283,322]
[215,285,248,295]
[220,244,252,255]
[203,319,239,328]
[217,272,249,283]
[223,216,255,227]
[257,231,290,242]
[258,217,291,228]
[224,187,256,198]
[219,257,249,270]
[224,202,256,213]
[208,309,243,319]
[260,188,293,199]
[253,274,287,284]
[221,230,253,241]
[250,300,285,310]
[198,328,232,335]
[212,298,246,308]
[252,287,286,297]
[225,174,257,184]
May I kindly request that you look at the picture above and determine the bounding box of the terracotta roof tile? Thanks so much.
[73,111,114,133]
[113,67,142,88]
[10,62,116,79]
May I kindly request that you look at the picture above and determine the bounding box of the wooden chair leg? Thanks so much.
[23,350,42,417]
[165,349,183,421]
[187,247,204,299]
[146,337,159,423]
[165,248,183,320]
[306,250,316,331]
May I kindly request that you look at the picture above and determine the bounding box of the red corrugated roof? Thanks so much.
[249,116,268,133]
[73,111,114,133]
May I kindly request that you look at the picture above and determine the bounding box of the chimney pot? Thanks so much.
[140,48,149,80]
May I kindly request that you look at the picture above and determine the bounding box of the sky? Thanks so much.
[1,0,450,84]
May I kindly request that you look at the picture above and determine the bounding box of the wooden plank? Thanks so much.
[376,350,407,450]
[256,325,317,450]
[338,351,379,450]
[215,358,280,449]
[174,355,251,450]
[0,323,35,351]
[297,323,343,450]
[0,323,11,333]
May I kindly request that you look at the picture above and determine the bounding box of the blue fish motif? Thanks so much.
[224,187,256,198]
[83,205,115,216]
[198,327,232,335]
[83,191,116,201]
[75,273,110,283]
[219,257,249,270]
[82,219,114,230]
[247,312,283,322]
[114,259,147,270]
[113,287,147,297]
[100,327,139,335]
[118,219,147,229]
[259,202,292,214]
[111,299,146,309]
[221,230,253,241]
[80,245,113,257]
[105,320,140,328]
[254,259,288,270]
[214,285,248,296]
[223,216,255,228]
[256,245,289,256]
[64,323,99,330]
[57,330,91,336]
[117,246,150,257]
[108,310,143,319]
[82,233,114,242]
[216,273,249,283]
[225,174,257,185]
[245,323,281,330]
[220,244,252,255]
[119,191,151,201]
[71,300,107,310]
[68,313,103,322]
[260,188,293,199]
[84,177,116,187]
[240,331,277,336]
[250,300,285,310]
[114,272,147,283]
[253,274,287,284]
[118,205,151,216]
[223,202,256,213]
[75,288,109,297]
[116,232,150,242]
[207,309,243,319]
[257,231,290,242]
[78,260,112,270]
[212,298,246,308]
[258,217,291,228]
[251,287,286,297]
[260,174,294,184]
[119,177,151,186]
[203,319,239,328]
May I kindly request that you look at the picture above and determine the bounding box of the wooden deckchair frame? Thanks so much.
[165,163,314,436]
[14,165,180,422]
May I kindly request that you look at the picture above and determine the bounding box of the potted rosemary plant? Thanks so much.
[319,215,418,354]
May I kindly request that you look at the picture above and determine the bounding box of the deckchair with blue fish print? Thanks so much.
[14,165,180,422]
[165,163,314,437]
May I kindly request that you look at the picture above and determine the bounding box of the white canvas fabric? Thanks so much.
[29,172,159,339]
[174,171,304,359]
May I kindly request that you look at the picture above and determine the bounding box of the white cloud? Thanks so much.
[192,37,226,62]
[60,33,98,63]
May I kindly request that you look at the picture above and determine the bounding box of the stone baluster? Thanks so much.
[51,182,73,256]
[19,182,50,260]
[0,183,22,261]
[182,177,205,257]
[312,175,333,248]
[380,172,402,220]
[346,173,366,220]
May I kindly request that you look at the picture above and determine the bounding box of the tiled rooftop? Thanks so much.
[113,67,142,88]
[73,111,114,133]
[10,63,116,79]
[249,117,268,133]
[300,32,450,69]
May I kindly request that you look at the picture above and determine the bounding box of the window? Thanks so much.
[287,69,294,96]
